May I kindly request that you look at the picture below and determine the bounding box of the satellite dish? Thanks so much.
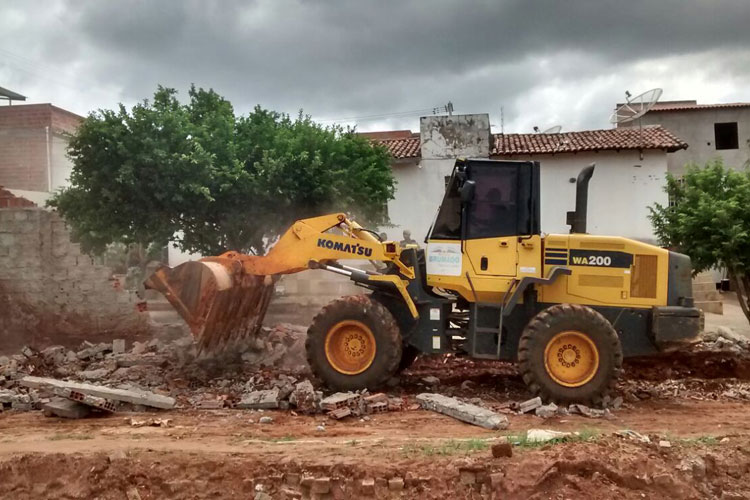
[609,88,663,124]
[534,125,563,134]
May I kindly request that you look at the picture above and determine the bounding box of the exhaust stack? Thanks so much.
[566,163,595,234]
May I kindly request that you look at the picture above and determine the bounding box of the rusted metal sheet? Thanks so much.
[144,258,277,352]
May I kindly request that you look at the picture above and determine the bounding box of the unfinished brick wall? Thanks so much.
[0,207,149,351]
[0,104,83,192]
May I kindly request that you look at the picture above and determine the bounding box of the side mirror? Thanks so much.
[460,180,476,204]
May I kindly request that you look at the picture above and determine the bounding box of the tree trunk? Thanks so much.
[729,271,750,324]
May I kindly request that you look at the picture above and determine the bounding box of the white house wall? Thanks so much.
[386,150,668,245]
[622,109,750,174]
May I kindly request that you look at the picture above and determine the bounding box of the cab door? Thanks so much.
[463,162,523,276]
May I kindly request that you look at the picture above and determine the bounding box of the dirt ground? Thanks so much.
[2,354,750,499]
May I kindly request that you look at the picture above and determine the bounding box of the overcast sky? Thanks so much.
[2,0,750,134]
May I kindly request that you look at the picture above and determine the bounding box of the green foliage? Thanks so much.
[649,159,750,322]
[48,85,395,256]
[648,159,750,276]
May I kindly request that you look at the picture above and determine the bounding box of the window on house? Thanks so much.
[714,122,739,150]
[668,177,685,208]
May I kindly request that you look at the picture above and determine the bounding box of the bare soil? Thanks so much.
[2,356,750,499]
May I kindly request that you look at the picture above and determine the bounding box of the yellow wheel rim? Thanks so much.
[324,320,377,375]
[543,331,599,387]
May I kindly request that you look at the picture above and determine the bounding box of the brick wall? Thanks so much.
[0,206,149,352]
[0,104,83,192]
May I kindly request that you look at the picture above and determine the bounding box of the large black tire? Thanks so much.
[518,303,622,406]
[306,295,402,391]
[397,345,420,373]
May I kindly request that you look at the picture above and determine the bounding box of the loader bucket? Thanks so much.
[144,259,276,352]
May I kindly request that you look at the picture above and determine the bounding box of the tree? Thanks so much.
[49,86,396,256]
[648,159,750,323]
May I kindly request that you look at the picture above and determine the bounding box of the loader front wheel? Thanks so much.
[307,295,402,391]
[518,304,622,406]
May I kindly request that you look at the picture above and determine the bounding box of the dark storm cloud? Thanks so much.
[4,0,750,131]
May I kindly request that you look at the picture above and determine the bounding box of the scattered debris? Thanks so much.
[422,376,440,386]
[42,398,91,419]
[517,396,542,414]
[658,440,672,448]
[535,402,558,418]
[525,429,572,443]
[259,416,274,424]
[615,429,651,443]
[237,388,281,409]
[128,417,172,427]
[416,393,509,430]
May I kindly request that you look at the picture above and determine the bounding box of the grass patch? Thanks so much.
[269,435,296,443]
[47,433,94,441]
[401,439,490,457]
[675,435,721,447]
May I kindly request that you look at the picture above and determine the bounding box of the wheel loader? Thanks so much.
[145,159,702,405]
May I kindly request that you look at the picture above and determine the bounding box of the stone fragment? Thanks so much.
[361,478,375,496]
[518,397,542,413]
[42,398,91,419]
[310,477,331,494]
[416,393,509,430]
[290,380,318,414]
[321,392,361,410]
[52,387,118,412]
[535,403,558,418]
[421,376,440,385]
[568,403,605,418]
[491,442,513,458]
[658,440,672,448]
[77,368,111,381]
[366,401,388,414]
[526,429,571,443]
[388,477,405,491]
[259,416,273,424]
[237,388,281,409]
[77,343,111,360]
[112,339,126,354]
[459,470,476,485]
[328,407,352,420]
[363,393,388,405]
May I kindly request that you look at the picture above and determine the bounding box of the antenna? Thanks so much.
[609,88,663,125]
[500,106,504,134]
[432,102,454,116]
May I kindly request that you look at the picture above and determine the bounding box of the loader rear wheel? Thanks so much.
[518,304,622,406]
[307,295,402,391]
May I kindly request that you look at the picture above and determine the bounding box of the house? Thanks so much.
[369,113,687,245]
[616,100,750,174]
[0,99,83,203]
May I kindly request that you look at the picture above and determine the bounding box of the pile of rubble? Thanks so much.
[0,323,313,416]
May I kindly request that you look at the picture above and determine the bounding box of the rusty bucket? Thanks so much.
[144,259,276,352]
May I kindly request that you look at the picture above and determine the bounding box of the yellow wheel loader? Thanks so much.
[145,159,701,405]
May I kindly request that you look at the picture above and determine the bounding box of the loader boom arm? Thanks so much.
[144,213,417,351]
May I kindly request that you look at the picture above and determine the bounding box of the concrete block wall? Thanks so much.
[265,269,363,326]
[0,207,149,351]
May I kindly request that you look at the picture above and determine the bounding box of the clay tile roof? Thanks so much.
[492,125,687,155]
[376,136,421,159]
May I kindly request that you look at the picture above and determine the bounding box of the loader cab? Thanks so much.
[428,159,540,277]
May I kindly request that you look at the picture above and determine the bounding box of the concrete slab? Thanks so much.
[416,393,509,430]
[236,388,280,409]
[20,376,175,409]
